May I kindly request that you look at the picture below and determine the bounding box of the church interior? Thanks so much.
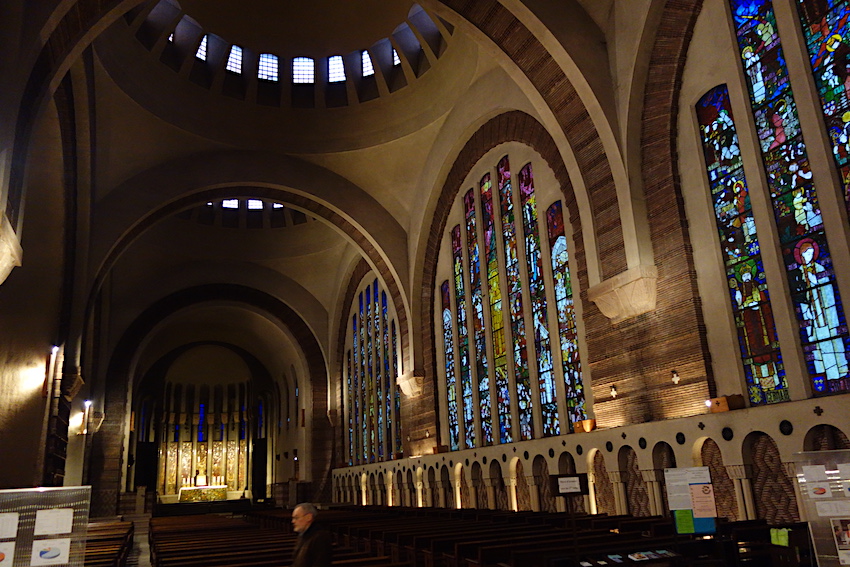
[4,0,850,550]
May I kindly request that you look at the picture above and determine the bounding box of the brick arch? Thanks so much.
[439,0,626,279]
[420,110,587,448]
[90,283,332,516]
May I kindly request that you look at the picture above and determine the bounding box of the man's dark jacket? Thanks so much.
[291,522,332,567]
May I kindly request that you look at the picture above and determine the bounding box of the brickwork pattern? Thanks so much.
[534,456,557,513]
[809,424,850,450]
[593,451,616,515]
[701,438,738,521]
[623,447,651,517]
[751,434,799,524]
[515,459,531,511]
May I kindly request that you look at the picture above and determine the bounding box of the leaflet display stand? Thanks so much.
[0,486,90,567]
[792,450,850,566]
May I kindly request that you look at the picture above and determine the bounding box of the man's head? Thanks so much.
[291,502,318,534]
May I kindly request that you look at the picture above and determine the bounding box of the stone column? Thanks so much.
[641,469,665,516]
[587,471,599,515]
[468,482,478,509]
[484,478,498,510]
[415,480,424,507]
[526,475,541,512]
[609,471,628,515]
[726,464,756,520]
[508,476,518,511]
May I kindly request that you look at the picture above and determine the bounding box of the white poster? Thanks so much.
[30,538,70,566]
[0,513,18,539]
[664,468,693,510]
[690,484,717,518]
[0,541,14,565]
[33,509,73,536]
[558,476,581,494]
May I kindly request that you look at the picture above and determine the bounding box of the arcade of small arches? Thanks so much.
[334,421,849,525]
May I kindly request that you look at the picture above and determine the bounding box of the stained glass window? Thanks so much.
[392,321,402,455]
[796,0,850,216]
[345,278,401,464]
[546,201,587,424]
[451,225,476,448]
[697,84,787,404]
[731,0,850,394]
[442,280,460,450]
[496,157,533,441]
[375,286,384,460]
[518,163,559,435]
[481,173,512,444]
[347,349,353,465]
[382,292,393,457]
[464,189,493,445]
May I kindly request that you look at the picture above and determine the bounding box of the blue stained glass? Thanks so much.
[465,189,492,445]
[732,0,850,395]
[518,163,560,435]
[451,225,476,448]
[497,156,533,441]
[481,173,512,444]
[347,349,353,465]
[546,202,587,424]
[697,84,787,404]
[795,0,850,217]
[392,321,402,455]
[375,286,384,460]
[383,292,393,457]
[352,314,360,464]
[442,280,460,450]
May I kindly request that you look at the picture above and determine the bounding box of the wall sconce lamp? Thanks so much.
[610,385,617,398]
[81,400,92,435]
[671,370,680,385]
[425,430,430,438]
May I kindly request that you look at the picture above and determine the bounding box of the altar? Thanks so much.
[177,485,228,503]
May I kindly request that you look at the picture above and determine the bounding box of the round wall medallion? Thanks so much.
[639,437,647,449]
[576,445,583,455]
[721,427,734,441]
[606,441,614,452]
[465,459,470,466]
[501,453,507,462]
[482,456,487,465]
[779,420,794,436]
[523,451,530,460]
[548,448,555,458]
[675,432,686,445]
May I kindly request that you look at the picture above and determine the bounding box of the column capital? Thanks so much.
[725,464,752,479]
[608,471,625,483]
[640,469,664,483]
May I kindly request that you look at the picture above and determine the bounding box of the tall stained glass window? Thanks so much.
[546,201,587,424]
[697,85,787,404]
[464,189,492,445]
[731,0,850,394]
[518,164,559,435]
[441,280,460,450]
[440,154,589,450]
[451,225,476,447]
[346,277,401,463]
[497,157,533,441]
[796,0,850,215]
[481,173,513,444]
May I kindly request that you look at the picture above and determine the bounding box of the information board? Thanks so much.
[0,487,90,567]
[792,450,850,566]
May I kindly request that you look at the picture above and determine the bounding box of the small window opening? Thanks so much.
[362,50,375,77]
[393,48,401,66]
[226,45,243,73]
[328,55,346,82]
[292,57,315,84]
[195,35,208,61]
[222,199,239,209]
[258,53,279,81]
[247,199,263,210]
